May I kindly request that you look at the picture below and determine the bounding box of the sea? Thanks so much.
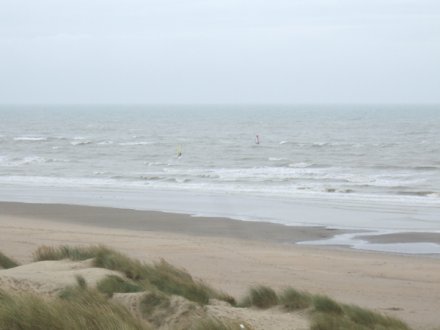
[1,104,440,253]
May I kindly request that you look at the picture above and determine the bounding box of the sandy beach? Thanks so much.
[1,201,440,329]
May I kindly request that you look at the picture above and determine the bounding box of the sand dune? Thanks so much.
[0,257,310,330]
[0,259,120,295]
[1,202,439,329]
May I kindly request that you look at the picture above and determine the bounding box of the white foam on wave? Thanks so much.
[152,166,437,197]
[371,177,425,187]
[268,157,286,161]
[13,137,47,141]
[0,156,48,167]
[289,162,313,168]
[136,173,438,204]
[311,142,328,147]
[93,171,108,175]
[71,140,92,146]
[145,161,168,166]
[0,175,125,188]
[119,141,153,146]
[97,140,114,145]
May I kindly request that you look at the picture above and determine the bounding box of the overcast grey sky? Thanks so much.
[1,0,439,104]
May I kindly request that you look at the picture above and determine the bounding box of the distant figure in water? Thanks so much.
[255,134,260,145]
[176,145,182,158]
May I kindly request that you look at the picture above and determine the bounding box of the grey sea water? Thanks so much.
[2,104,440,254]
[1,104,440,203]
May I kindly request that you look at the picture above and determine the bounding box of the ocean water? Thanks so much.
[1,104,440,201]
[1,104,440,252]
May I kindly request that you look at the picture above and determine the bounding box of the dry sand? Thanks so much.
[0,259,121,295]
[1,201,440,329]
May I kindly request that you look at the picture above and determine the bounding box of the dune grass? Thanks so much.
[0,286,149,330]
[342,304,410,330]
[139,291,173,328]
[97,275,144,297]
[191,317,254,330]
[93,247,147,280]
[33,245,102,262]
[312,295,343,315]
[34,245,232,305]
[139,292,248,329]
[0,251,19,269]
[311,311,410,330]
[310,297,410,330]
[31,245,410,329]
[240,285,410,330]
[241,285,313,311]
[279,287,312,311]
[310,295,410,329]
[139,291,171,317]
[310,313,358,330]
[240,285,279,309]
[146,259,219,305]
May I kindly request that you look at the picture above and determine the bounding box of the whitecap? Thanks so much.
[289,162,313,168]
[1,156,47,166]
[145,161,167,166]
[14,137,47,141]
[311,142,328,147]
[119,141,153,146]
[71,141,92,146]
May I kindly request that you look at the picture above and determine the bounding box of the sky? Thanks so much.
[1,0,439,104]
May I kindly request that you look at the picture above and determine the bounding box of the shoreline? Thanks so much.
[360,232,440,245]
[0,201,346,244]
[1,201,440,251]
[1,201,440,328]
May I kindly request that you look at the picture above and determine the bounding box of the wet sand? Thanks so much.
[0,201,346,244]
[1,201,440,329]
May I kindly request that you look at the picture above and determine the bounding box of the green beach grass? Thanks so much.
[0,246,412,330]
[279,287,312,311]
[0,251,19,269]
[240,285,279,309]
[33,245,232,305]
[96,275,144,297]
[0,285,150,330]
[191,317,254,330]
[240,285,410,330]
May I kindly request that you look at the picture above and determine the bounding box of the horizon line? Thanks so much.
[1,102,440,106]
